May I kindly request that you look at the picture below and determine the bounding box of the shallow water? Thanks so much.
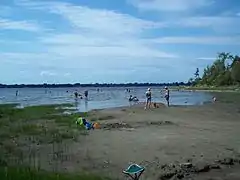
[0,87,213,112]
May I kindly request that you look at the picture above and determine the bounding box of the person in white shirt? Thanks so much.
[145,88,152,109]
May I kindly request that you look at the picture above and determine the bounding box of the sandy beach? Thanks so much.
[1,92,240,180]
[45,92,240,180]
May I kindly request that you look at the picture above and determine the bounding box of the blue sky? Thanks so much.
[0,0,240,84]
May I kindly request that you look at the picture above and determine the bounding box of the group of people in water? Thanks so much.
[74,90,88,99]
[73,87,170,109]
[128,86,170,109]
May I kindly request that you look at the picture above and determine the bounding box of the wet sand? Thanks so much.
[43,92,240,180]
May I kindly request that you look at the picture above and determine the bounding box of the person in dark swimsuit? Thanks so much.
[164,86,170,107]
[145,88,152,109]
[74,91,78,98]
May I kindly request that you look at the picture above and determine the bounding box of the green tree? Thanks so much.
[194,68,199,78]
[194,52,239,86]
[231,56,240,84]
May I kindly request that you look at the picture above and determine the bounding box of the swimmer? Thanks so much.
[129,95,139,102]
[79,94,83,99]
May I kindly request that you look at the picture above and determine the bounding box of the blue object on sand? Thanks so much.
[123,164,145,180]
[85,122,93,130]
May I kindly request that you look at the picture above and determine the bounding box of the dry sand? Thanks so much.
[44,92,240,180]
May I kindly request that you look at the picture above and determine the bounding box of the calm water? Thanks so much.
[0,87,213,112]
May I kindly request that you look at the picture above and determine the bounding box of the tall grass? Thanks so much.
[0,167,110,180]
[0,104,112,180]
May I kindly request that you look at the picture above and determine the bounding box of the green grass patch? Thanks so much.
[0,103,88,156]
[0,103,76,122]
[0,104,19,109]
[0,167,111,180]
[46,128,80,143]
[54,115,78,126]
[0,104,105,179]
[11,123,44,136]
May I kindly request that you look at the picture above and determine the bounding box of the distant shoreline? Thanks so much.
[1,84,239,93]
[0,83,188,88]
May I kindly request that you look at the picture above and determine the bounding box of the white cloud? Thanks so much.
[40,71,57,76]
[16,0,239,34]
[0,39,31,44]
[149,36,240,45]
[0,52,47,61]
[127,0,239,34]
[40,33,177,59]
[18,0,177,60]
[0,52,62,67]
[48,44,177,58]
[128,0,213,12]
[16,0,164,35]
[49,3,164,35]
[63,73,71,77]
[0,18,43,32]
[177,16,240,28]
[197,57,216,61]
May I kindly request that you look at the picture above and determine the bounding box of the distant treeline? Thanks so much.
[0,82,189,88]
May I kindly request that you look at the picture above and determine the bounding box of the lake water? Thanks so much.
[0,87,213,112]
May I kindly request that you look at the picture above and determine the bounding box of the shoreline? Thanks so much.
[176,85,240,93]
[180,89,240,93]
[1,94,213,113]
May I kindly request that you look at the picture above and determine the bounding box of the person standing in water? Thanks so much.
[74,90,78,99]
[145,88,152,109]
[164,86,170,107]
[84,90,88,99]
[16,90,18,97]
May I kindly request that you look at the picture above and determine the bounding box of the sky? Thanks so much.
[0,0,240,84]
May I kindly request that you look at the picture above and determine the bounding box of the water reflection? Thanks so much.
[74,98,79,109]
